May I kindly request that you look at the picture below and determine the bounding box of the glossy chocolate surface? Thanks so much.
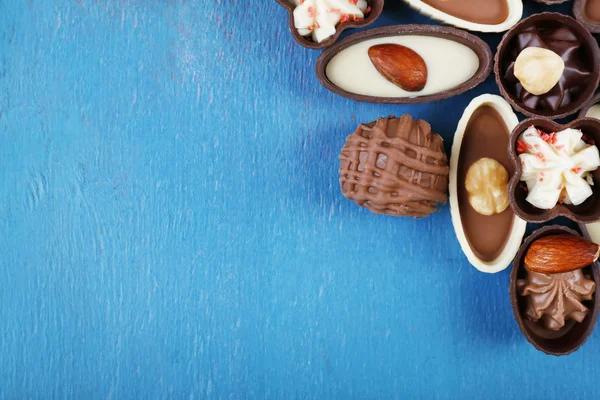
[510,225,600,356]
[504,26,590,112]
[495,13,600,119]
[421,0,509,24]
[457,106,513,262]
[518,269,595,331]
[316,25,493,104]
[508,117,600,223]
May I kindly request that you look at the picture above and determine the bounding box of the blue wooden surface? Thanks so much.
[1,1,598,398]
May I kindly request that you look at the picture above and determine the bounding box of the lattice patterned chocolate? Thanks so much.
[339,115,449,217]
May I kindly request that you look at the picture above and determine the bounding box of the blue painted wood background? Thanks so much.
[1,0,598,398]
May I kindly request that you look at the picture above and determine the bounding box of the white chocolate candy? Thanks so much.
[326,36,479,98]
[586,104,600,120]
[291,0,368,43]
[518,126,600,209]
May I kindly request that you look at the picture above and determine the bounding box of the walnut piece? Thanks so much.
[465,158,509,216]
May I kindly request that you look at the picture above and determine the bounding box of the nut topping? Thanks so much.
[368,44,428,92]
[514,47,565,96]
[524,234,600,274]
[465,157,509,216]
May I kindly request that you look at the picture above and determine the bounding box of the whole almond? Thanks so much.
[524,234,600,274]
[368,44,428,92]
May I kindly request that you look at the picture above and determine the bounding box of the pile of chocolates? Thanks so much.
[275,0,600,355]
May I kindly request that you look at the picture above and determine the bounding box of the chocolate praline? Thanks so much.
[507,117,600,223]
[339,115,449,218]
[449,94,526,273]
[510,225,600,356]
[274,0,384,50]
[574,0,600,34]
[495,13,600,119]
[316,25,493,104]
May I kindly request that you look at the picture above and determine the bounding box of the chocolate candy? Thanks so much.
[574,0,600,33]
[401,0,523,32]
[449,94,526,273]
[508,117,600,223]
[495,13,600,119]
[421,0,509,25]
[339,115,449,218]
[518,269,595,331]
[316,25,492,104]
[274,0,383,50]
[510,226,600,356]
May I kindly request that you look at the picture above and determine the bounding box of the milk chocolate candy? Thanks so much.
[401,0,523,32]
[510,225,600,356]
[339,115,449,218]
[449,94,526,273]
[574,0,600,33]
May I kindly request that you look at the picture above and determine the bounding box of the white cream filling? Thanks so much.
[518,126,600,209]
[290,0,368,43]
[325,36,479,98]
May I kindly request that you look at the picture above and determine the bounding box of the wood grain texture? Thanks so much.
[0,0,597,398]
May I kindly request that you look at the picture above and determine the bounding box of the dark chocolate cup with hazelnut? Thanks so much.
[508,117,600,223]
[275,0,384,50]
[510,225,600,356]
[494,13,600,119]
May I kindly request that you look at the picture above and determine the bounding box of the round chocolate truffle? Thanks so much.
[339,115,449,218]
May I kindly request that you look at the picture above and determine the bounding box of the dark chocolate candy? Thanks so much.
[495,13,600,119]
[339,115,449,218]
[510,225,600,356]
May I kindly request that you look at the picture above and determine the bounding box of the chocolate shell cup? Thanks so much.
[275,0,383,50]
[510,225,600,356]
[315,25,493,104]
[495,13,600,119]
[508,117,600,223]
[574,0,600,34]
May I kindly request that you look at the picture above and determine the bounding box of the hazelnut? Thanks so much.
[514,47,565,96]
[465,158,509,216]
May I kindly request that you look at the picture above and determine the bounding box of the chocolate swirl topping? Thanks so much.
[504,26,591,112]
[339,115,449,218]
[517,269,595,331]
